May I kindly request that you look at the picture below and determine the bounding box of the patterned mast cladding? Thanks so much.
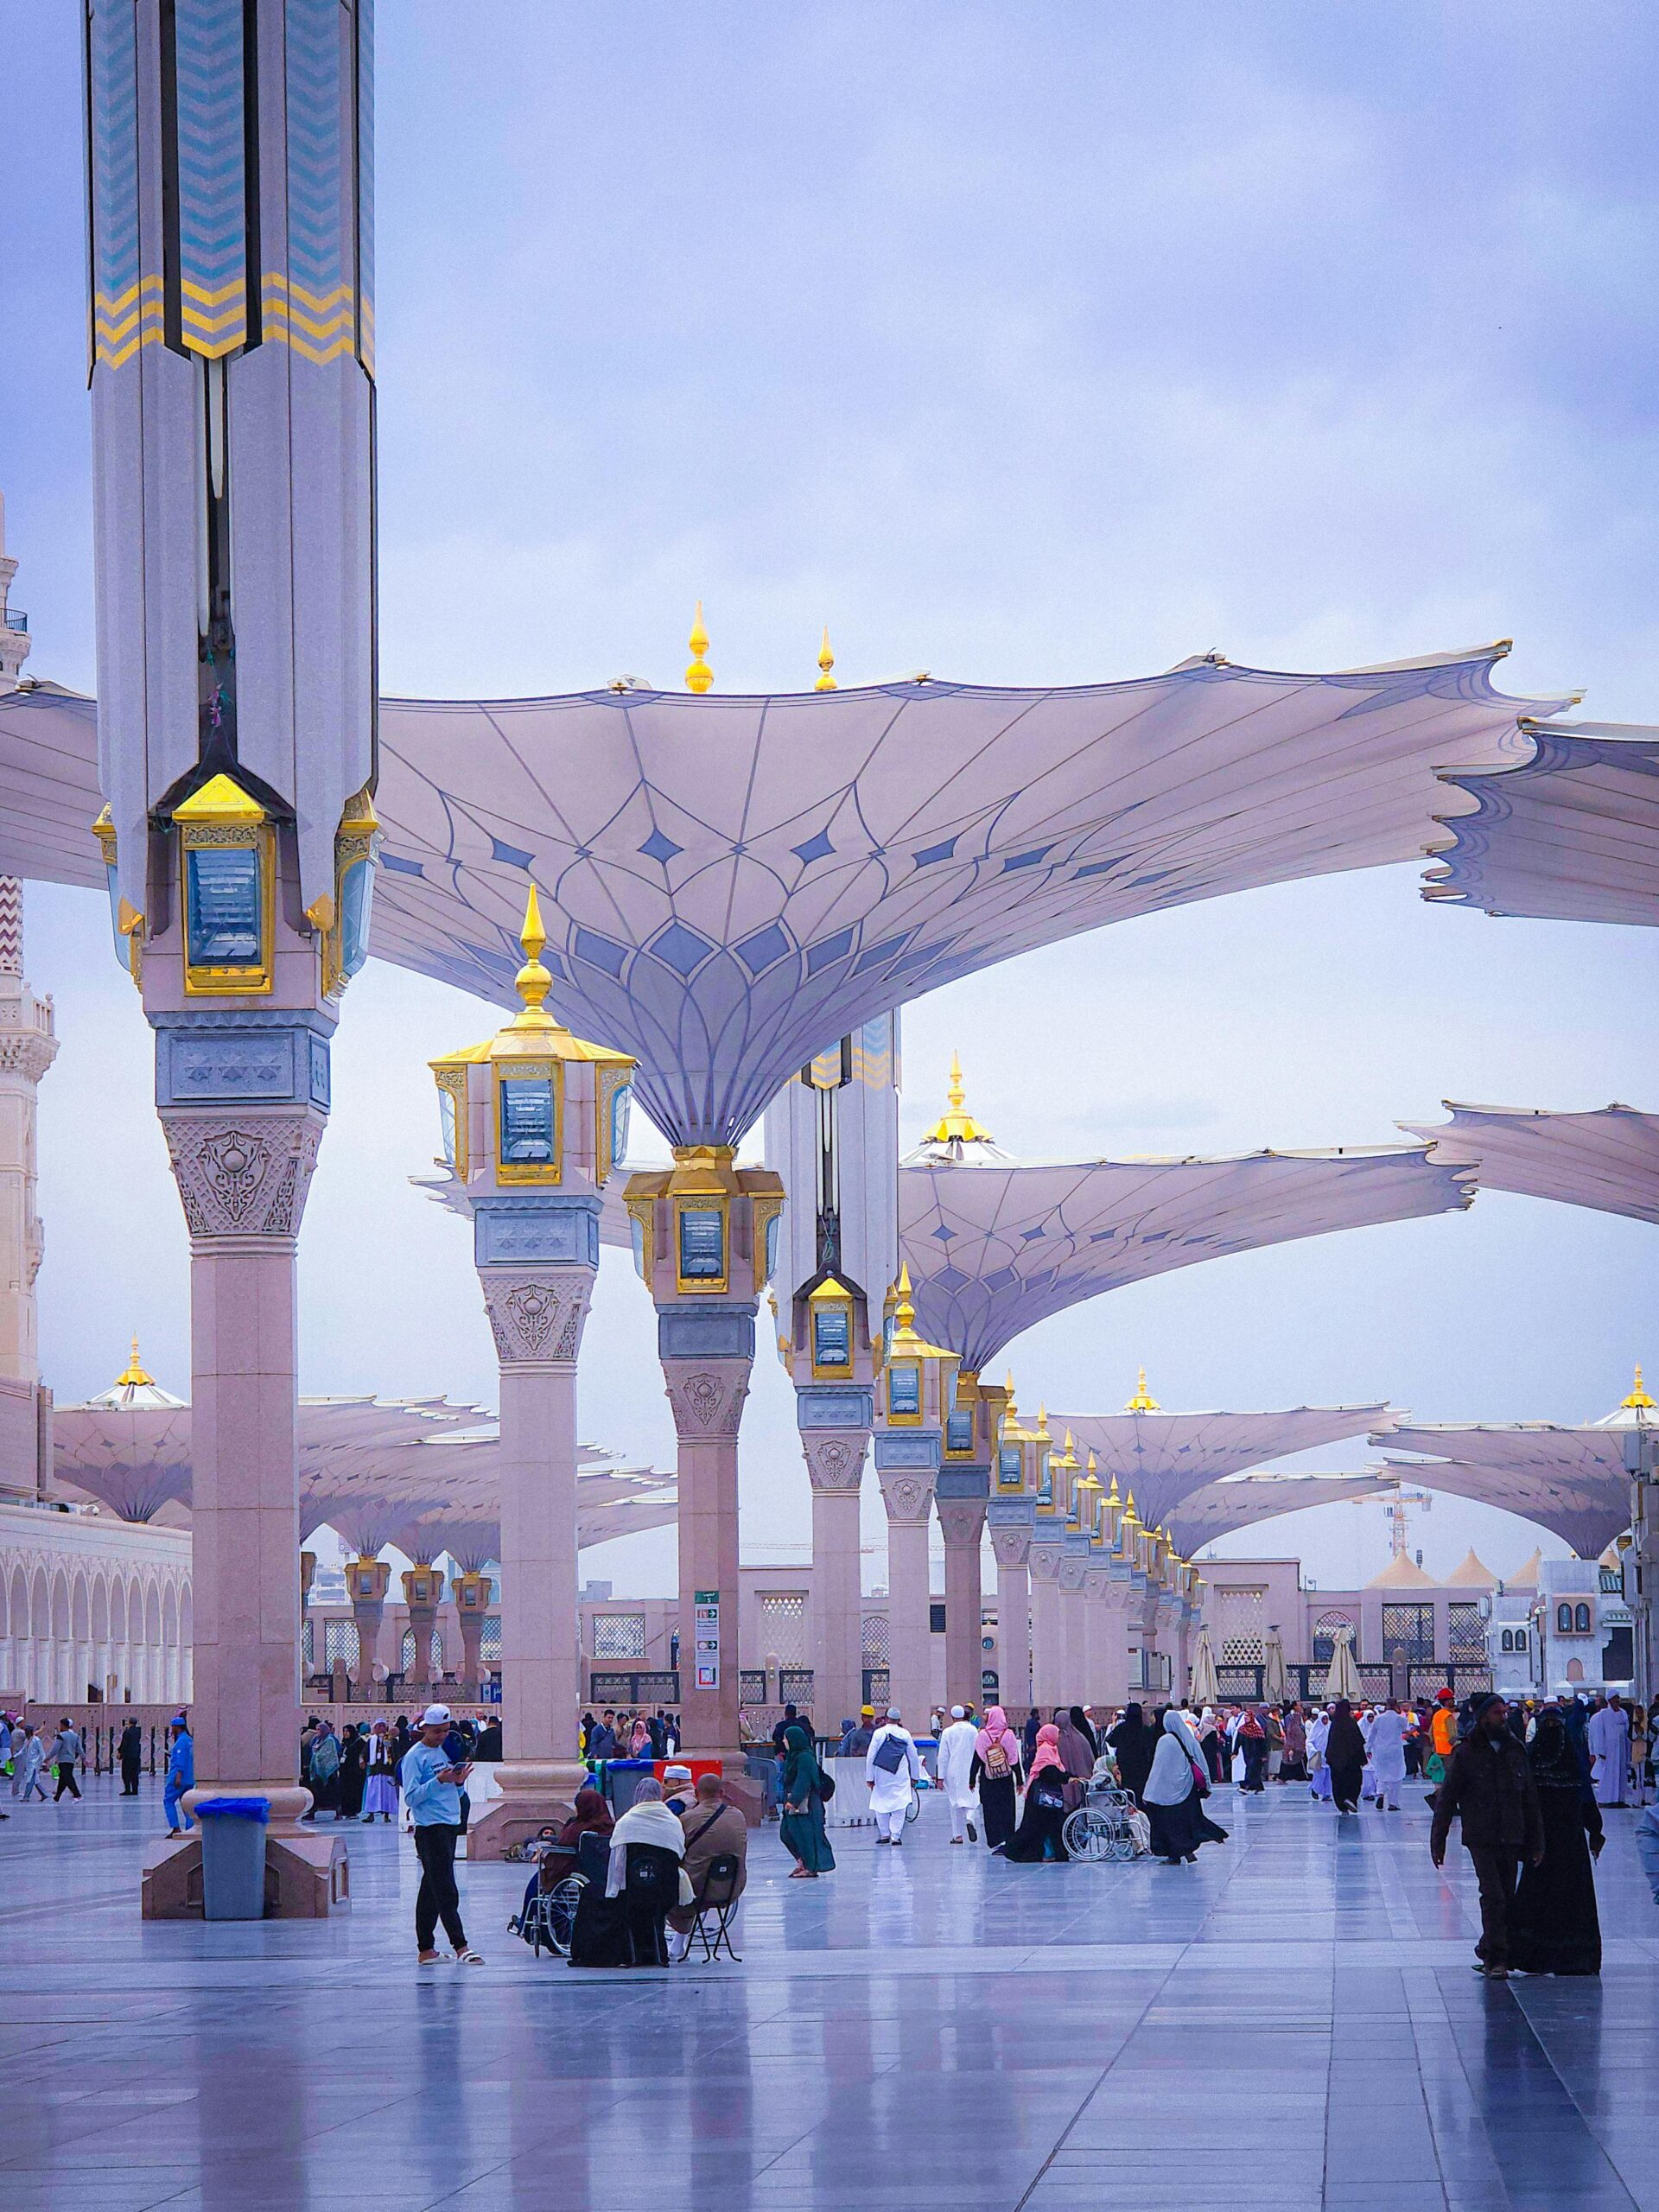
[84,0,375,921]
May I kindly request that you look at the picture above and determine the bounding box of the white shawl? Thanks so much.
[605,1798,686,1897]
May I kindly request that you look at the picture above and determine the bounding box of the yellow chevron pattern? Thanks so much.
[262,272,361,365]
[179,275,247,359]
[92,276,164,369]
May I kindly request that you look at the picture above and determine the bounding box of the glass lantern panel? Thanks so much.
[887,1363,921,1417]
[104,861,132,971]
[186,845,262,964]
[438,1089,458,1169]
[946,1408,975,1453]
[630,1213,646,1280]
[998,1445,1022,1486]
[339,855,375,979]
[812,1305,851,1369]
[765,1211,780,1280]
[499,1076,556,1164]
[679,1206,725,1280]
[609,1082,632,1167]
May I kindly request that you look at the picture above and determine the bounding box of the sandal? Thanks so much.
[453,1948,486,1965]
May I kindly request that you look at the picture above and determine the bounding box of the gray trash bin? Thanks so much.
[196,1796,270,1921]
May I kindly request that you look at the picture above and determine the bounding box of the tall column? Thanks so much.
[346,1556,391,1695]
[299,1549,316,1679]
[802,1421,868,1730]
[1058,1547,1090,1704]
[878,1465,935,1725]
[938,1490,988,1707]
[1028,1538,1064,1713]
[988,1518,1032,1716]
[401,1564,442,1695]
[468,1255,594,1853]
[451,1572,492,1701]
[0,880,57,1437]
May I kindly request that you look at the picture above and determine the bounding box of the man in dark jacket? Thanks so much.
[1430,1694,1545,1979]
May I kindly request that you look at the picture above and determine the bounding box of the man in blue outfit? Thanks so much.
[163,1716,194,1836]
[400,1703,484,1965]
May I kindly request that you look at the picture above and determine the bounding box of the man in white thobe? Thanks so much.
[1365,1700,1409,1811]
[865,1707,923,1845]
[935,1706,978,1844]
[1586,1695,1631,1808]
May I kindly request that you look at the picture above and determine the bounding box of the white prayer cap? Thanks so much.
[887,1706,903,1720]
[950,1705,966,1719]
[421,1703,453,1727]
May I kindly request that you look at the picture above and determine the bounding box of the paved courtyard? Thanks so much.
[3,1774,1656,2212]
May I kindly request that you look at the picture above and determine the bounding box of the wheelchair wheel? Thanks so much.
[544,1874,586,1957]
[1062,1807,1116,1863]
[1109,1829,1137,1862]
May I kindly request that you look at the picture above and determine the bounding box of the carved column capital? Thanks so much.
[938,1498,988,1549]
[1027,1544,1062,1585]
[989,1524,1031,1569]
[160,1108,326,1241]
[664,1358,750,1441]
[480,1268,594,1367]
[877,1467,936,1524]
[1057,1557,1089,1594]
[804,1430,868,1494]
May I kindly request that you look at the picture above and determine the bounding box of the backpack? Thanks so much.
[982,1739,1011,1782]
[872,1731,907,1775]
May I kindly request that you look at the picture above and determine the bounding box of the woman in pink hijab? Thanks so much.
[970,1706,1023,1853]
[1006,1726,1071,1863]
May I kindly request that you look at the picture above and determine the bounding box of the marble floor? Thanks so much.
[2,1772,1656,2211]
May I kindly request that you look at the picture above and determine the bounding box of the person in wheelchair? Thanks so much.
[569,1778,686,1968]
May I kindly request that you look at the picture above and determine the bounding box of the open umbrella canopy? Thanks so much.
[1402,1101,1659,1225]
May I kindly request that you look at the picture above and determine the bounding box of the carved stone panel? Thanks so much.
[877,1466,936,1524]
[937,1499,988,1549]
[989,1523,1032,1569]
[664,1359,750,1441]
[803,1430,868,1494]
[480,1268,593,1366]
[162,1109,324,1238]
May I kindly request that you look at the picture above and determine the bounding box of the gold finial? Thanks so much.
[1623,1363,1656,1411]
[925,1052,994,1145]
[889,1264,915,1332]
[1122,1489,1138,1525]
[815,626,836,692]
[1125,1364,1160,1414]
[116,1336,154,1389]
[512,887,555,1021]
[686,603,712,694]
[1105,1469,1120,1504]
[1036,1402,1050,1439]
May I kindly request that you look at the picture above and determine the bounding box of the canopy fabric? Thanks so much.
[1056,1404,1397,1532]
[1164,1471,1395,1558]
[899,1144,1475,1371]
[1425,721,1659,927]
[1401,1101,1659,1226]
[1376,1417,1640,1559]
[0,645,1567,1144]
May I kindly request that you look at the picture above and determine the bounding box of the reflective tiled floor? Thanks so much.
[3,1773,1656,2209]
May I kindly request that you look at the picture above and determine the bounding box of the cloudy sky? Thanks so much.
[4,3,1656,1595]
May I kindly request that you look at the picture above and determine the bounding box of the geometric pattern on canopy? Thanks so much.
[1376,1452,1630,1561]
[1400,1101,1659,1226]
[0,645,1568,1143]
[1424,721,1659,927]
[901,1145,1476,1371]
[1162,1471,1398,1560]
[1055,1402,1398,1535]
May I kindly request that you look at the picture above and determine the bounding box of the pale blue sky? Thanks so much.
[3,3,1656,1592]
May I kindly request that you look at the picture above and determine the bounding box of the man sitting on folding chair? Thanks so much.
[666,1772,749,1963]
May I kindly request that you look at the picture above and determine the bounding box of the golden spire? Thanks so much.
[1623,1363,1656,1411]
[815,626,836,692]
[685,602,712,694]
[1105,1468,1120,1504]
[510,886,557,1024]
[1035,1402,1050,1440]
[1122,1488,1138,1526]
[889,1263,915,1332]
[115,1336,154,1389]
[1125,1364,1160,1414]
[924,1052,994,1144]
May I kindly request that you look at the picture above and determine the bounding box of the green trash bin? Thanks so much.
[196,1796,270,1920]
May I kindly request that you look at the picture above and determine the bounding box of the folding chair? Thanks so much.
[683,1852,743,1963]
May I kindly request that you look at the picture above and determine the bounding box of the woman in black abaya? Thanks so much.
[1107,1703,1157,1807]
[1510,1706,1604,1975]
[1325,1700,1366,1815]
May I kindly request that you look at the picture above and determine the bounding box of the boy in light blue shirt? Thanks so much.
[399,1705,483,1965]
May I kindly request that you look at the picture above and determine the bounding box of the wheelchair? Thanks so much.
[1060,1780,1141,1863]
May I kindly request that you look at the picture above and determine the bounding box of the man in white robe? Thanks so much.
[865,1707,923,1845]
[935,1706,978,1844]
[1586,1695,1631,1808]
[1365,1700,1409,1811]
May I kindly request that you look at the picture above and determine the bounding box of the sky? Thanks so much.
[3,2,1656,1599]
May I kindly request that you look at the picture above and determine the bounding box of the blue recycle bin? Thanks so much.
[195,1796,270,1921]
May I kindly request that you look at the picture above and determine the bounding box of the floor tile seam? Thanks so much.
[1506,1980,1646,2208]
[1008,1945,1185,2212]
[744,2055,907,2178]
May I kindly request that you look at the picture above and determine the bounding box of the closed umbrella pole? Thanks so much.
[1262,1627,1288,1705]
[1324,1623,1362,1703]
[1190,1625,1221,1707]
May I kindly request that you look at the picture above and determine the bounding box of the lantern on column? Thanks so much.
[173,773,278,996]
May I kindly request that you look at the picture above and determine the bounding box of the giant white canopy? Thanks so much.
[1164,1471,1397,1559]
[900,1143,1475,1371]
[0,645,1567,1143]
[1401,1102,1659,1226]
[1426,722,1659,927]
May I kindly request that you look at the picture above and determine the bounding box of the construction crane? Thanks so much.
[1385,1489,1433,1564]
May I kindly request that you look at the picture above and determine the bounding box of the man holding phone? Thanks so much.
[400,1704,485,1965]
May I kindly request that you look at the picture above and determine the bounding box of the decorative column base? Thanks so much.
[466,1760,588,1860]
[143,1779,350,1920]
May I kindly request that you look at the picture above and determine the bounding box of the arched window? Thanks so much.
[1574,1603,1592,1633]
[1499,1630,1513,1653]
[1557,1603,1573,1634]
[1567,1658,1585,1683]
[1514,1629,1527,1651]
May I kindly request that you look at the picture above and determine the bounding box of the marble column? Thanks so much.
[1058,1546,1090,1704]
[800,1416,869,1732]
[451,1572,492,1700]
[1028,1537,1064,1714]
[878,1463,935,1726]
[937,1489,988,1708]
[300,1549,316,1675]
[401,1565,442,1695]
[346,1556,391,1695]
[468,1260,593,1854]
[988,1516,1032,1716]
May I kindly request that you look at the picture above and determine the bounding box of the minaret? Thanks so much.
[0,502,56,1418]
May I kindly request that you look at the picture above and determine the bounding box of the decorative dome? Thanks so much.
[1444,1547,1500,1590]
[1594,1364,1656,1429]
[1366,1552,1438,1590]
[84,1339,185,1412]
